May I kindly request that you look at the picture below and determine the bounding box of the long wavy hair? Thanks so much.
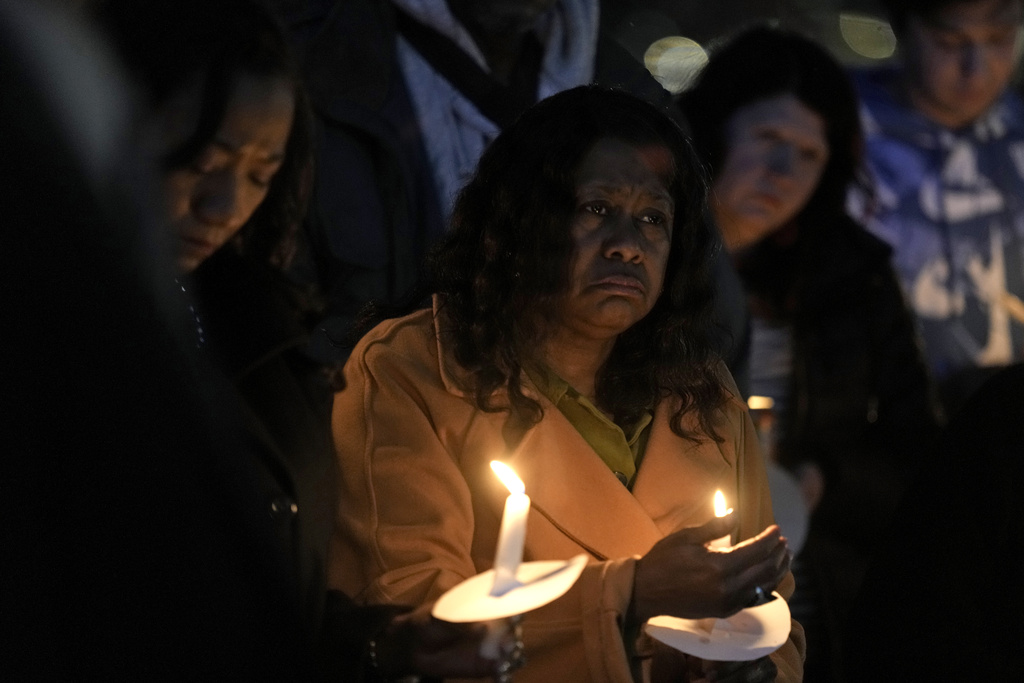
[430,85,725,441]
[91,0,312,271]
[680,26,865,318]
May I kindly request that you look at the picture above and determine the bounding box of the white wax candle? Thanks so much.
[490,461,531,596]
[708,489,733,550]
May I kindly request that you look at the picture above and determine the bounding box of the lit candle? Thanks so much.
[746,395,775,411]
[747,396,776,461]
[490,461,531,596]
[708,489,733,550]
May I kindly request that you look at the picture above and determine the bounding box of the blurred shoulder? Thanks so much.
[713,359,747,412]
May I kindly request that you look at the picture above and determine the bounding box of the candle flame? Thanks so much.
[491,460,525,495]
[713,490,733,517]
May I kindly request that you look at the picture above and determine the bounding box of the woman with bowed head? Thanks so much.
[91,0,517,678]
[330,85,803,682]
[680,26,939,681]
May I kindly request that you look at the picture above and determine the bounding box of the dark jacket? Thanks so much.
[845,363,1024,682]
[736,213,941,681]
[272,0,678,359]
[767,216,939,548]
[193,248,338,634]
[737,215,939,543]
[192,249,403,679]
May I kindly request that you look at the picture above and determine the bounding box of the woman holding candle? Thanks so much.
[330,85,802,681]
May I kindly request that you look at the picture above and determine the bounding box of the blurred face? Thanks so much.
[903,0,1023,128]
[711,94,829,252]
[554,138,675,342]
[162,73,294,272]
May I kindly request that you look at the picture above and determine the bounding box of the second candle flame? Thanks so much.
[708,490,734,551]
[714,490,734,518]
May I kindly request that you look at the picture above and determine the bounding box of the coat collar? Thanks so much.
[433,295,485,400]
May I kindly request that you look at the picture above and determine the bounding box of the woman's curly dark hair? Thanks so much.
[91,0,312,271]
[429,85,725,441]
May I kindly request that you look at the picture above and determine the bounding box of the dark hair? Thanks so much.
[430,85,725,441]
[91,0,312,270]
[881,0,1021,37]
[681,26,863,227]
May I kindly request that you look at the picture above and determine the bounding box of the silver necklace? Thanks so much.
[174,277,206,349]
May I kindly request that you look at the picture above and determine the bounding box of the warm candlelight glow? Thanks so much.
[709,490,733,551]
[747,395,775,411]
[491,460,525,495]
[714,490,733,518]
[490,460,531,596]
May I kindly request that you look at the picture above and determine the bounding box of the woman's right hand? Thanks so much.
[631,513,790,624]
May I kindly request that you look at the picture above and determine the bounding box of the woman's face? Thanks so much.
[554,137,675,343]
[162,73,295,273]
[711,93,829,252]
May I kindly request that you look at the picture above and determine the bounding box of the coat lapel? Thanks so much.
[631,400,735,537]
[504,406,663,560]
[504,395,740,559]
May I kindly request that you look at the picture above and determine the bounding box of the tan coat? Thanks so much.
[329,303,804,682]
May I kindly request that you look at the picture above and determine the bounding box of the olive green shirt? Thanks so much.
[526,363,652,487]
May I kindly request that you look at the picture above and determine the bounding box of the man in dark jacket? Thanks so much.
[272,0,678,361]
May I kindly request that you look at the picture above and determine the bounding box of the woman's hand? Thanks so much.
[375,605,524,680]
[631,513,790,624]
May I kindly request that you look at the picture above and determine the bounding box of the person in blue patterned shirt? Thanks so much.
[851,0,1024,413]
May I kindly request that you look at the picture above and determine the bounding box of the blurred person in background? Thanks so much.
[2,0,313,676]
[87,0,518,677]
[845,361,1024,681]
[681,26,940,682]
[267,0,677,362]
[89,0,335,640]
[850,0,1024,415]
